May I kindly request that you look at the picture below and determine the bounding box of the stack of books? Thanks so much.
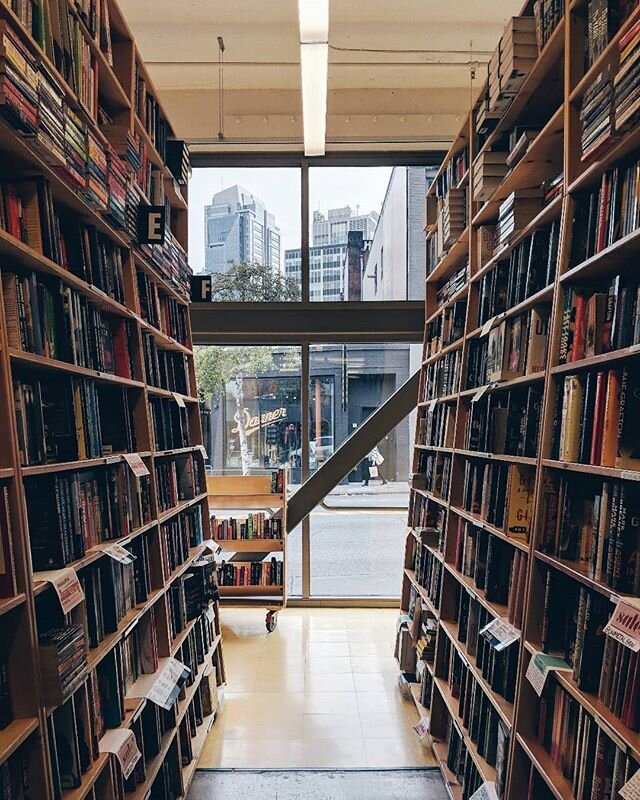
[533,0,565,50]
[39,626,88,706]
[84,129,108,210]
[497,189,544,244]
[440,187,467,246]
[106,145,128,229]
[166,139,192,185]
[580,68,614,158]
[37,66,66,166]
[507,127,539,167]
[488,17,538,114]
[436,264,468,305]
[60,109,87,190]
[473,151,509,202]
[0,21,38,135]
[614,18,640,130]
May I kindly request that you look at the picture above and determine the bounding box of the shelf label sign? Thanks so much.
[137,205,166,245]
[413,716,430,741]
[99,729,142,780]
[480,617,520,651]
[34,568,84,614]
[197,444,208,460]
[148,658,191,710]
[603,597,640,652]
[525,652,572,696]
[480,316,496,337]
[100,542,135,565]
[172,392,186,409]
[472,384,491,403]
[123,453,150,478]
[203,539,222,556]
[620,768,640,800]
[470,782,499,800]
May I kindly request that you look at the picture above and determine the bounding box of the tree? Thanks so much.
[194,262,300,474]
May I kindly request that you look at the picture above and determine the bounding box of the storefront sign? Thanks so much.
[231,407,288,438]
[603,596,640,652]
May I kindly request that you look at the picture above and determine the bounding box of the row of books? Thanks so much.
[412,538,443,611]
[462,461,535,541]
[142,332,190,395]
[414,452,452,500]
[436,264,467,305]
[553,365,636,468]
[454,517,529,627]
[409,494,446,545]
[14,374,136,466]
[452,586,518,703]
[424,300,466,359]
[26,461,150,570]
[560,278,640,363]
[434,148,469,200]
[613,17,640,130]
[134,62,169,161]
[476,220,559,323]
[416,402,455,449]
[2,269,136,376]
[218,559,284,587]
[211,513,284,541]
[150,397,191,452]
[161,507,203,578]
[539,473,640,593]
[0,747,31,800]
[155,453,204,514]
[443,715,489,799]
[464,385,542,458]
[538,680,639,797]
[466,306,549,389]
[570,156,640,266]
[533,0,565,51]
[422,349,461,400]
[586,0,637,67]
[136,269,189,346]
[39,625,87,706]
[443,632,510,772]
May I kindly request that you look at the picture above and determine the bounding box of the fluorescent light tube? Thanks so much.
[298,0,329,156]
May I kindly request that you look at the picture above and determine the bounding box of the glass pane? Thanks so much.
[194,345,303,597]
[305,166,436,301]
[189,167,301,300]
[308,343,420,598]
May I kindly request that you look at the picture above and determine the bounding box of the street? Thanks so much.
[286,487,409,598]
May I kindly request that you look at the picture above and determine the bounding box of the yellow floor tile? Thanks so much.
[305,656,353,674]
[364,737,438,768]
[305,673,356,693]
[304,691,360,715]
[301,738,368,768]
[306,642,351,659]
[303,713,363,740]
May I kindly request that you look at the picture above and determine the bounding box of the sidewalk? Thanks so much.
[289,480,409,496]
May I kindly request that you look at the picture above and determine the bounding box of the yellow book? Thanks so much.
[559,375,582,462]
[73,382,87,460]
[600,369,621,467]
[506,463,535,540]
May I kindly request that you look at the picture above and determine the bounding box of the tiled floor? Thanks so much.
[198,607,437,769]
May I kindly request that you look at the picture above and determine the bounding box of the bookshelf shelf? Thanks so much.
[423,339,464,367]
[0,593,26,617]
[61,754,110,800]
[158,493,208,524]
[431,737,464,800]
[8,348,146,389]
[0,718,39,766]
[401,2,640,797]
[214,539,285,553]
[0,467,13,480]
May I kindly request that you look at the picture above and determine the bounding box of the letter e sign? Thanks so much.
[138,205,166,245]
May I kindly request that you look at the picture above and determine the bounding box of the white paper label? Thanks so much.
[428,399,437,413]
[203,539,222,556]
[480,617,520,651]
[621,470,640,482]
[205,604,216,624]
[123,453,150,477]
[172,392,186,408]
[470,782,499,800]
[105,455,120,465]
[603,597,640,652]
[34,568,84,614]
[620,769,640,800]
[525,652,572,696]
[413,716,430,740]
[197,444,208,460]
[472,384,491,403]
[480,316,496,337]
[147,658,191,710]
[100,542,135,565]
[99,729,142,780]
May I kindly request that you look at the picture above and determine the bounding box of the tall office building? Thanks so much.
[284,206,379,301]
[203,185,281,274]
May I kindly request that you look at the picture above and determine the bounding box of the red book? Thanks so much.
[571,293,588,362]
[619,18,640,53]
[112,319,132,379]
[590,371,606,465]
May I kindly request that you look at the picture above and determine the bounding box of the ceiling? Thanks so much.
[119,0,524,154]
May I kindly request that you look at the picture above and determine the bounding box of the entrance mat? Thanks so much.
[189,768,449,800]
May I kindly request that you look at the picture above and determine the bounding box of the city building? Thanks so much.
[284,206,378,301]
[203,185,281,274]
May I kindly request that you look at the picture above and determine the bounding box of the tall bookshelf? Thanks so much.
[400,1,640,798]
[0,1,224,799]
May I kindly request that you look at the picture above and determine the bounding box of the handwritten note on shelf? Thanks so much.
[99,729,142,780]
[603,597,640,653]
[33,568,85,614]
[621,769,640,800]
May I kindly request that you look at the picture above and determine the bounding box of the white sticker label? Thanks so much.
[472,384,491,403]
[470,782,499,800]
[105,455,120,465]
[123,453,150,477]
[480,316,496,337]
[620,768,640,800]
[100,542,135,565]
[525,652,572,696]
[413,716,430,740]
[173,392,186,408]
[480,617,520,651]
[203,539,222,556]
[197,444,208,460]
[428,399,437,413]
[34,568,85,614]
[603,597,640,652]
[206,604,216,624]
[99,729,142,780]
[147,658,191,710]
[621,470,640,482]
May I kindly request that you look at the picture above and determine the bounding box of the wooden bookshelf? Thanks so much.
[0,1,224,797]
[207,473,288,632]
[400,1,640,798]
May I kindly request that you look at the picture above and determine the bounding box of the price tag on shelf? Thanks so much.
[603,596,640,652]
[100,542,136,565]
[471,384,491,403]
[172,392,186,409]
[34,568,84,614]
[203,539,222,556]
[621,470,640,482]
[99,729,142,780]
[620,768,640,800]
[105,455,120,465]
[147,658,191,710]
[469,782,499,800]
[480,617,520,651]
[205,604,216,624]
[480,316,496,337]
[525,652,572,696]
[413,716,430,741]
[123,453,150,477]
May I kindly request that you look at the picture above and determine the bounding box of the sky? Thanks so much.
[187,166,393,273]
